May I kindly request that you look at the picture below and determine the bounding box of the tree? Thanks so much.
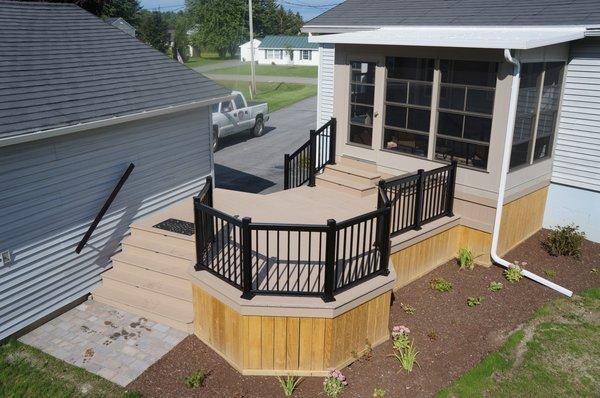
[31,0,142,26]
[172,17,191,62]
[138,11,170,53]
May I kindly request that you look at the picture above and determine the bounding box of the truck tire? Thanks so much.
[252,116,265,137]
[212,125,219,151]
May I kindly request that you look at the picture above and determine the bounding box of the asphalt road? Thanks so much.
[214,95,317,194]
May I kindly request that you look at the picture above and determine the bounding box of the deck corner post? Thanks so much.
[322,218,337,302]
[447,161,458,217]
[193,195,203,271]
[284,154,290,190]
[241,217,254,300]
[378,205,392,276]
[205,175,213,207]
[308,130,317,187]
[414,169,425,230]
[329,118,337,165]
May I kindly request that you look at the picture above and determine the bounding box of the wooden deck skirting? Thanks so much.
[192,284,390,376]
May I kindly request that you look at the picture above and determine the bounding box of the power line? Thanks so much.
[276,0,342,9]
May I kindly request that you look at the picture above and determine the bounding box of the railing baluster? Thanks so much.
[323,219,336,302]
[241,217,253,299]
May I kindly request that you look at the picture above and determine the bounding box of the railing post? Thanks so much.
[193,196,203,271]
[377,180,386,209]
[322,219,336,302]
[205,175,213,207]
[414,169,425,230]
[328,118,337,165]
[284,154,290,190]
[378,205,391,276]
[446,161,457,217]
[308,130,317,187]
[241,217,254,300]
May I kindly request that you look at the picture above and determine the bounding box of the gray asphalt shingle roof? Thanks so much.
[0,0,229,138]
[258,35,319,50]
[306,0,600,28]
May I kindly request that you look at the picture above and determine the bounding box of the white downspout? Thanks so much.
[491,49,572,297]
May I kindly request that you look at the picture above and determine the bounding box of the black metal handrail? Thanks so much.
[75,163,135,254]
[194,176,391,302]
[379,161,457,237]
[284,117,337,190]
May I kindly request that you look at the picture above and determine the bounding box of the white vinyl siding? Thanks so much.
[553,38,600,192]
[0,108,212,339]
[317,44,335,126]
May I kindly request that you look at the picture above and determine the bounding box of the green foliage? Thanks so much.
[277,375,302,397]
[543,224,585,259]
[457,247,475,270]
[430,278,453,292]
[373,387,387,397]
[467,296,484,307]
[323,370,347,398]
[400,302,416,315]
[504,264,524,283]
[544,269,557,278]
[65,0,142,25]
[138,11,170,53]
[185,369,206,389]
[488,281,503,292]
[172,17,191,62]
[393,341,419,372]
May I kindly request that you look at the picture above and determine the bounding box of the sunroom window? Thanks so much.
[435,60,497,170]
[383,57,435,157]
[510,62,564,169]
[349,61,376,146]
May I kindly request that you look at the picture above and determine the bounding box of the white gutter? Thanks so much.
[0,94,234,148]
[491,49,572,297]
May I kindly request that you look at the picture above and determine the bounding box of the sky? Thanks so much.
[139,0,340,22]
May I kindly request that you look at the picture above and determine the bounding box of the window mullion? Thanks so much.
[529,64,546,165]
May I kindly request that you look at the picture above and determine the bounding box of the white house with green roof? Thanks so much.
[243,35,319,66]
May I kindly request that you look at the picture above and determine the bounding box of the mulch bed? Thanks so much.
[129,230,600,397]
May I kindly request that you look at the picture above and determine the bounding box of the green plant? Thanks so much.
[467,296,484,307]
[277,375,302,397]
[391,325,411,351]
[592,268,598,274]
[488,281,503,292]
[400,302,416,315]
[392,341,420,372]
[457,247,475,270]
[185,369,207,389]
[323,370,347,398]
[544,269,557,278]
[504,263,524,283]
[430,278,453,292]
[373,387,387,397]
[542,224,585,258]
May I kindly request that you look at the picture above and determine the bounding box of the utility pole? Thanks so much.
[248,0,256,98]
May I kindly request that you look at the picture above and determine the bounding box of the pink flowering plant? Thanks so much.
[390,325,419,372]
[391,325,410,351]
[323,369,347,398]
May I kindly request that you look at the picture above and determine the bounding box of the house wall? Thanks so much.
[544,38,600,242]
[317,44,335,126]
[256,48,319,66]
[0,108,213,340]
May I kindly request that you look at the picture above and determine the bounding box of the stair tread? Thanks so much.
[103,267,192,301]
[122,235,194,260]
[316,172,375,191]
[113,251,190,278]
[326,164,381,179]
[93,284,193,323]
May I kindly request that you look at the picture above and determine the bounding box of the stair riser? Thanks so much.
[93,294,192,333]
[316,177,376,197]
[122,239,194,262]
[130,227,194,250]
[113,259,188,280]
[324,168,379,185]
[338,157,378,172]
[102,277,192,303]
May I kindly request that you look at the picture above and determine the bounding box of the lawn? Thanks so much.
[185,52,236,68]
[209,63,318,78]
[216,80,317,112]
[0,340,138,398]
[436,287,600,397]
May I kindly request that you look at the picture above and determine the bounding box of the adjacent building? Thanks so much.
[240,35,319,66]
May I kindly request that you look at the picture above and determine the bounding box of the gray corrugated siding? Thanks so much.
[0,109,211,339]
[317,44,335,126]
[553,38,600,192]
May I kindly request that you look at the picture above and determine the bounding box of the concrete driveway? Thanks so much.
[214,96,317,194]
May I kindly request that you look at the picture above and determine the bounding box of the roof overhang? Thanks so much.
[0,94,233,148]
[309,26,587,49]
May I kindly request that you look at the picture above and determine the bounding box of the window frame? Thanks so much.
[301,50,312,60]
[347,59,378,148]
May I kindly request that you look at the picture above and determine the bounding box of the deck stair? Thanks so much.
[316,157,391,197]
[93,211,195,333]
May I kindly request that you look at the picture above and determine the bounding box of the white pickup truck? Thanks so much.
[211,91,269,150]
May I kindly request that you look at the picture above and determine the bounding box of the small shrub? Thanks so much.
[392,341,419,372]
[373,387,387,397]
[400,302,416,315]
[488,281,503,292]
[185,369,207,389]
[457,247,475,270]
[391,325,410,351]
[504,263,524,283]
[277,375,302,397]
[323,370,347,398]
[544,269,557,278]
[427,330,438,341]
[543,224,585,258]
[466,296,484,307]
[430,278,453,292]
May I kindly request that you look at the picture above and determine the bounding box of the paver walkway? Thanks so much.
[19,299,187,386]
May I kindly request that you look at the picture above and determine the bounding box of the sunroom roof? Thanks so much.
[309,26,587,50]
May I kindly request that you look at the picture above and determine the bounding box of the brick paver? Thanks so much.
[19,300,188,386]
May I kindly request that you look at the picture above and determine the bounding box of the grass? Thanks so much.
[209,63,318,78]
[216,80,317,113]
[436,287,600,398]
[185,52,237,68]
[0,339,139,398]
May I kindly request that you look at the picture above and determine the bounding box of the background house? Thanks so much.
[239,38,261,62]
[255,35,319,66]
[105,17,136,37]
[0,0,229,340]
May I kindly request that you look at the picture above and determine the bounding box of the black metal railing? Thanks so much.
[378,161,457,237]
[194,176,391,302]
[284,118,336,190]
[76,163,135,254]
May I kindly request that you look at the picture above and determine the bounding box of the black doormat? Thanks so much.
[153,218,195,236]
